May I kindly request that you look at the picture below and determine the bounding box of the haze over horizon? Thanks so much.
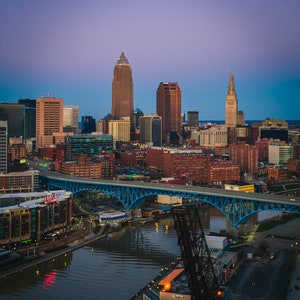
[1,1,300,121]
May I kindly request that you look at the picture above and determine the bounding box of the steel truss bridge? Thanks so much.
[40,174,300,227]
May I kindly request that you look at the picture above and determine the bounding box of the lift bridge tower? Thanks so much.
[172,205,222,300]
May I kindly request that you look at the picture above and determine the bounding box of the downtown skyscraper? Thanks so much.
[111,52,134,129]
[225,71,238,127]
[36,96,63,147]
[156,82,182,145]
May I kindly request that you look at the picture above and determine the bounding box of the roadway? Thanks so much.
[39,169,300,206]
[228,217,300,300]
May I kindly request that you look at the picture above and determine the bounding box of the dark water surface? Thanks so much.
[0,209,279,300]
[0,217,180,300]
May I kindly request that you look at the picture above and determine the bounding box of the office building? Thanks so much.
[108,119,130,147]
[237,111,245,125]
[252,118,289,143]
[0,190,73,245]
[187,111,199,127]
[18,98,36,140]
[209,161,241,184]
[65,134,114,161]
[156,82,182,145]
[255,138,269,162]
[0,121,8,174]
[0,170,39,193]
[0,103,24,139]
[196,126,228,148]
[268,165,288,182]
[225,71,238,127]
[269,144,293,165]
[112,52,134,128]
[140,114,162,146]
[229,141,258,175]
[81,115,96,134]
[133,108,144,129]
[36,96,63,147]
[63,105,79,133]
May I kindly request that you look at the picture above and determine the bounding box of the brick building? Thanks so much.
[229,142,258,175]
[0,170,39,193]
[119,150,147,168]
[163,150,211,183]
[209,161,240,184]
[8,144,27,161]
[54,154,115,179]
[255,138,269,162]
[268,166,288,182]
[146,148,164,171]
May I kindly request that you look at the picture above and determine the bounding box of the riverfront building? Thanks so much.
[0,190,73,246]
[156,82,182,145]
[112,52,134,128]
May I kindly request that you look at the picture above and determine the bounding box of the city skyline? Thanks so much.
[1,1,300,121]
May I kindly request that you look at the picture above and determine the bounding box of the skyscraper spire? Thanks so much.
[227,70,236,97]
[117,52,129,64]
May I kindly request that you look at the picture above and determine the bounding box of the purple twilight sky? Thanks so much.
[1,0,300,121]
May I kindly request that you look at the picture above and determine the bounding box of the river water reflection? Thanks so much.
[0,208,280,300]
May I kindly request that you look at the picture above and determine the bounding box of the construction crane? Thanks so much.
[172,204,223,300]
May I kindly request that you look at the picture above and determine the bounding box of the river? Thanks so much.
[0,209,280,300]
[0,216,180,300]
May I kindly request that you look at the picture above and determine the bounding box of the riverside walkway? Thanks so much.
[0,222,108,280]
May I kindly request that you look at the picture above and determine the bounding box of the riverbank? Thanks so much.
[0,223,109,280]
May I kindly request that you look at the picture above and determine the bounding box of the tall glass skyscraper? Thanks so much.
[0,103,24,139]
[18,98,36,140]
[111,52,134,129]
